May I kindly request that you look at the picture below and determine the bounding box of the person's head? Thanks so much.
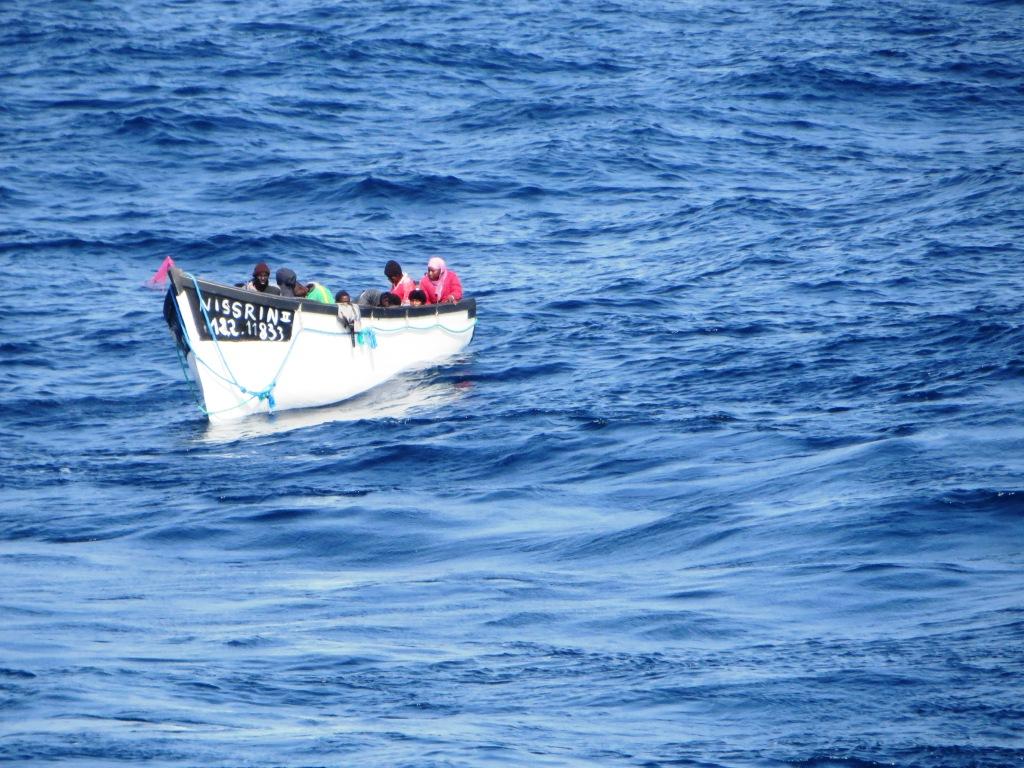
[335,290,351,304]
[384,260,403,286]
[252,262,271,289]
[276,267,303,297]
[408,289,426,307]
[379,292,401,307]
[426,256,446,281]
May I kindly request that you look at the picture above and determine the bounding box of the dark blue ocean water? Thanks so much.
[2,1,1024,765]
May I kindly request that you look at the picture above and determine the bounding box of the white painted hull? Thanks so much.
[163,268,476,422]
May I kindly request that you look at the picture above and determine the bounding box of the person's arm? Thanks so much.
[447,271,463,302]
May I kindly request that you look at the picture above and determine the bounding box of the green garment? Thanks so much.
[305,282,333,304]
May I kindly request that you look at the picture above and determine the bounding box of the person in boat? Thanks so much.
[335,290,351,304]
[419,257,462,304]
[408,289,426,307]
[303,278,333,304]
[380,292,401,307]
[356,288,382,306]
[243,262,281,295]
[276,267,303,297]
[384,260,416,304]
[276,268,332,304]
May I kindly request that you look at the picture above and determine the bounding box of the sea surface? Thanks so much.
[2,1,1023,766]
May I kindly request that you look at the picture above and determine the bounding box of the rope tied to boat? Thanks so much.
[175,275,306,416]
[356,329,378,348]
[252,387,276,410]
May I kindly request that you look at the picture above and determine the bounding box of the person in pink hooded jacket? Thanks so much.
[419,257,463,304]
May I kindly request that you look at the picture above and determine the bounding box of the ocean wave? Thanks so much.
[2,0,1023,764]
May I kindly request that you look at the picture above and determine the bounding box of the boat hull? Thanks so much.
[163,268,476,422]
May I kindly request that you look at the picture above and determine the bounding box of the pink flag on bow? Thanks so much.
[145,256,175,288]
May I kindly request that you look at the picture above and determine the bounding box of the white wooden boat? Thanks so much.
[162,267,476,422]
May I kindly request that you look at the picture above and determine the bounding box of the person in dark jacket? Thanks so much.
[356,288,382,306]
[276,267,305,297]
[244,262,281,295]
[275,267,332,303]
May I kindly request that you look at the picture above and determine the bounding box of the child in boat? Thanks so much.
[408,289,426,307]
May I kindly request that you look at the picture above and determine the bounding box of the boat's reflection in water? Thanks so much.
[199,372,464,443]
